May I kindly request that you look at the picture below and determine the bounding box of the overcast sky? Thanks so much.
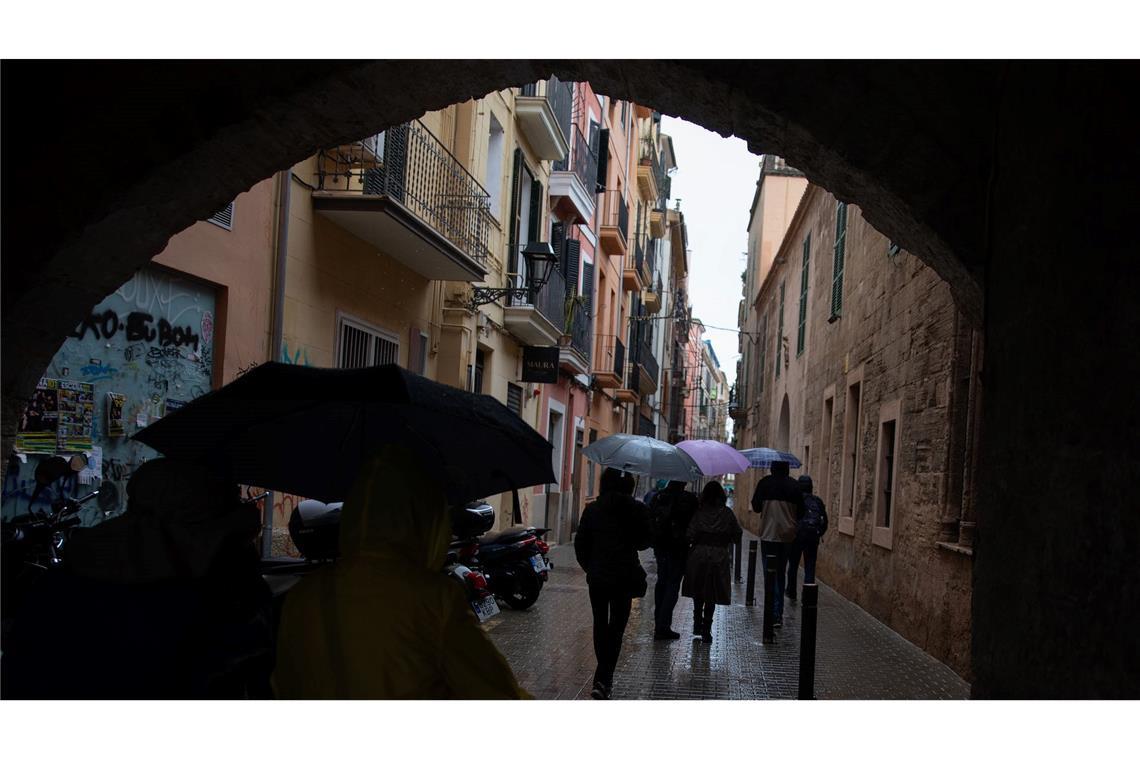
[662,116,760,397]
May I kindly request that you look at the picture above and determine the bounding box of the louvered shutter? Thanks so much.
[208,201,234,230]
[595,129,610,192]
[582,260,595,308]
[551,221,566,270]
[563,239,581,295]
[507,148,524,274]
[528,177,542,245]
[797,233,811,354]
[831,202,847,318]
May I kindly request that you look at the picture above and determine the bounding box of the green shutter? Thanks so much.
[797,233,810,355]
[831,201,847,319]
[506,148,524,274]
[776,282,785,378]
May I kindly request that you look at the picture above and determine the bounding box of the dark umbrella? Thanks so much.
[133,363,555,512]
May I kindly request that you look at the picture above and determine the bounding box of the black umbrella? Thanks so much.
[133,363,555,509]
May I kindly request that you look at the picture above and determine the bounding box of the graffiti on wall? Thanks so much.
[3,268,217,524]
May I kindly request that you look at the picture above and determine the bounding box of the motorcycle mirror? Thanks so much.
[69,453,88,472]
[34,456,72,486]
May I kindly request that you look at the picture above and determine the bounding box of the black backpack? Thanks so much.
[797,494,829,541]
[649,491,682,548]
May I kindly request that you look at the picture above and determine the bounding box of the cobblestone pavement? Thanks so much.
[483,536,970,700]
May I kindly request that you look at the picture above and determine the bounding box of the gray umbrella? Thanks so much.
[582,434,702,481]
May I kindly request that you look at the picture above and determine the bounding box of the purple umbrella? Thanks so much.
[676,439,751,477]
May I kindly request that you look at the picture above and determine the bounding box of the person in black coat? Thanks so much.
[750,460,804,628]
[649,480,698,640]
[574,467,650,700]
[682,481,742,643]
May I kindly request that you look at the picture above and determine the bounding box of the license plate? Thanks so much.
[529,555,547,572]
[473,595,500,622]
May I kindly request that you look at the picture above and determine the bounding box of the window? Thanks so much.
[797,234,810,355]
[473,349,487,394]
[776,281,785,377]
[407,329,428,375]
[873,400,902,549]
[888,240,901,257]
[336,314,398,369]
[838,366,863,535]
[506,382,523,415]
[757,313,768,395]
[821,389,835,504]
[830,201,848,321]
[207,201,234,230]
[486,115,505,220]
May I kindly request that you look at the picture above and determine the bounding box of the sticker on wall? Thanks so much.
[165,398,187,415]
[57,380,95,452]
[106,392,126,437]
[15,378,60,453]
[78,446,103,485]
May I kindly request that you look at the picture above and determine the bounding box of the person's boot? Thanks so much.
[701,608,713,643]
[692,605,703,637]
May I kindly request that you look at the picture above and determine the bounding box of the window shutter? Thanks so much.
[582,260,595,308]
[563,239,581,295]
[507,382,523,415]
[595,129,610,193]
[776,282,785,377]
[551,221,566,269]
[208,201,234,230]
[831,202,847,318]
[528,177,543,244]
[797,233,811,355]
[408,327,427,375]
[507,148,524,274]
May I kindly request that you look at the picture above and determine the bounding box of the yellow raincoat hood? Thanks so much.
[273,445,528,699]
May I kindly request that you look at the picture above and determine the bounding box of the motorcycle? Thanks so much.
[449,502,552,611]
[277,498,499,623]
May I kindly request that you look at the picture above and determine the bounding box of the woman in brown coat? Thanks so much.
[681,481,742,643]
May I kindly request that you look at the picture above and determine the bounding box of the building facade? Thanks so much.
[732,169,979,678]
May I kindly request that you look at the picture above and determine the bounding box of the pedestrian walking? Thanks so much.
[643,478,667,509]
[273,445,529,699]
[750,460,804,629]
[682,481,742,643]
[649,480,698,640]
[785,474,829,600]
[574,467,651,699]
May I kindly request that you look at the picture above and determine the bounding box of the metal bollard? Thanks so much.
[744,540,758,606]
[733,538,743,583]
[762,554,776,644]
[798,583,819,699]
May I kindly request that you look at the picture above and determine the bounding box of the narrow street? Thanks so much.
[485,535,970,700]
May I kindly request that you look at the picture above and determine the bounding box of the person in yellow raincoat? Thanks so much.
[273,445,530,698]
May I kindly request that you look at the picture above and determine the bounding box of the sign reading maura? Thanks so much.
[522,346,560,384]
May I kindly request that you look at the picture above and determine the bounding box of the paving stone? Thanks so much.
[485,534,971,700]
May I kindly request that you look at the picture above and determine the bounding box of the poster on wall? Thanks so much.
[15,378,60,453]
[57,380,95,451]
[106,392,126,437]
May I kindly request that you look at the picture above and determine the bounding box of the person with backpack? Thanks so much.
[682,481,742,643]
[575,468,651,699]
[785,474,829,601]
[750,460,804,629]
[649,480,698,640]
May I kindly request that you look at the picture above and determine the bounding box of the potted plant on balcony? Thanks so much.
[561,294,588,347]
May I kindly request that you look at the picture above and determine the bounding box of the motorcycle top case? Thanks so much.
[449,501,494,538]
[288,499,343,560]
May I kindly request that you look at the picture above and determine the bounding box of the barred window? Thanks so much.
[336,315,398,369]
[507,382,523,415]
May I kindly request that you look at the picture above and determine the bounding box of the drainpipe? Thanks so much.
[262,169,291,559]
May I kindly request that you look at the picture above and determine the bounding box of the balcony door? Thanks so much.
[507,151,542,301]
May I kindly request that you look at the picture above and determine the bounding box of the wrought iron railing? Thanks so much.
[510,257,565,329]
[627,236,645,276]
[521,76,573,146]
[567,302,592,360]
[594,335,625,378]
[316,120,492,267]
[601,190,629,243]
[639,342,659,388]
[554,124,598,193]
[625,359,641,395]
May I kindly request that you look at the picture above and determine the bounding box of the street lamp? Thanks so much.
[470,241,559,307]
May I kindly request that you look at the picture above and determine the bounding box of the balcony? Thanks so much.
[616,359,640,405]
[594,335,624,389]
[313,120,491,282]
[644,274,663,314]
[729,383,747,421]
[559,300,592,377]
[623,237,651,292]
[503,258,566,347]
[636,137,661,202]
[599,190,629,258]
[649,207,667,238]
[633,336,659,395]
[550,125,598,225]
[516,77,572,162]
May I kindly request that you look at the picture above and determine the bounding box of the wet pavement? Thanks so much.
[483,534,971,700]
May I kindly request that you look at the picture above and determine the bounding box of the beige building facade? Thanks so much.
[732,172,979,679]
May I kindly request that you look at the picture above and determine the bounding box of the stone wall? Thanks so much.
[735,186,974,678]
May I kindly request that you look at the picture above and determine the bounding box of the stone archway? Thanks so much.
[3,61,1138,697]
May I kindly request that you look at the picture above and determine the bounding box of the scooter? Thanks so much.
[449,502,552,611]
